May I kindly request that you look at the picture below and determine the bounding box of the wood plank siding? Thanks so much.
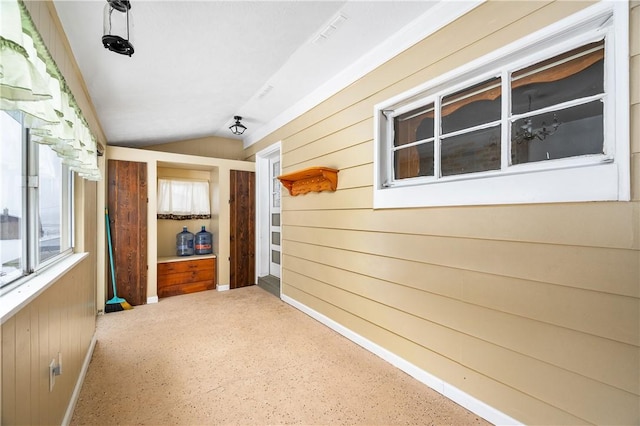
[1,2,102,425]
[245,1,640,424]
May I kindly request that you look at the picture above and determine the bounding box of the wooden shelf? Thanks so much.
[278,167,339,196]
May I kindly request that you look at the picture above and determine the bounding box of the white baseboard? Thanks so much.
[62,332,97,426]
[147,296,159,304]
[281,294,522,426]
[217,284,230,291]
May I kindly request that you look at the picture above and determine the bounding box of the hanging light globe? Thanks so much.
[102,0,134,57]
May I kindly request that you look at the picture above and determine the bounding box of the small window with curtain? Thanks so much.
[157,179,211,220]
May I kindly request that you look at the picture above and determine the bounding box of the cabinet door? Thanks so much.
[107,159,147,305]
[230,170,255,289]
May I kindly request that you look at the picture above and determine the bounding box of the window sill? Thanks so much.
[0,252,89,324]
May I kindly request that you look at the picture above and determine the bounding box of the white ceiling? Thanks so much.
[53,1,440,148]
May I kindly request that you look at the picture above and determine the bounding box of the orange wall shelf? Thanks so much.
[277,167,339,196]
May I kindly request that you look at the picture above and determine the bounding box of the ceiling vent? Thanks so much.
[312,13,347,45]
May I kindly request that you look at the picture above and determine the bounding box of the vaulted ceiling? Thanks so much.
[53,1,442,148]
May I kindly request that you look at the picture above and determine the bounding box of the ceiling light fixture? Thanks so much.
[229,116,247,135]
[102,0,134,57]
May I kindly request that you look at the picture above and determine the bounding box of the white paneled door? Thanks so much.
[269,157,281,278]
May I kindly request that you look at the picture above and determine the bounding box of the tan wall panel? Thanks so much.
[1,318,16,424]
[283,239,465,299]
[632,104,640,155]
[334,164,373,191]
[282,283,587,425]
[284,119,372,166]
[288,251,639,386]
[1,258,96,425]
[460,337,638,425]
[145,136,245,160]
[282,141,372,176]
[285,226,639,297]
[282,204,639,250]
[284,231,635,345]
[286,269,637,424]
[286,255,639,393]
[283,186,372,211]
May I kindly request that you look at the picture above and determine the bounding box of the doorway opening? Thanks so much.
[256,142,281,297]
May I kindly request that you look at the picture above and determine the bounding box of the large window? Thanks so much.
[0,111,74,289]
[374,2,628,208]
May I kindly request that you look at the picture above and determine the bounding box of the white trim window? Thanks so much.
[374,2,629,208]
[1,111,74,290]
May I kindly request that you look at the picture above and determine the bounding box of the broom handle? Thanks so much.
[105,208,118,298]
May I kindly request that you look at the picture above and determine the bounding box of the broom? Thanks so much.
[105,208,133,313]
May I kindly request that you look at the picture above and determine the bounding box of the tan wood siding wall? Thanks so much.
[246,1,640,424]
[1,2,101,424]
[1,258,96,425]
[144,135,245,160]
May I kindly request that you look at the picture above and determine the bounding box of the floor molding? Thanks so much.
[281,294,522,426]
[62,332,97,426]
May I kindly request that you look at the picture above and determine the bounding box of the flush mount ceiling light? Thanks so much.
[102,0,134,57]
[229,116,247,135]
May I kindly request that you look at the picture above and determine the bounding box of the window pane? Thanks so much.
[38,144,63,263]
[272,181,280,208]
[511,100,603,165]
[442,77,501,134]
[442,125,501,176]
[512,41,604,115]
[1,111,24,285]
[394,104,434,146]
[271,250,280,265]
[394,142,434,179]
[271,231,280,246]
[271,213,280,227]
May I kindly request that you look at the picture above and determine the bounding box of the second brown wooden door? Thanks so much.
[230,170,255,289]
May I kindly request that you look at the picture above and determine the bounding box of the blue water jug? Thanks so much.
[176,226,194,256]
[195,226,213,255]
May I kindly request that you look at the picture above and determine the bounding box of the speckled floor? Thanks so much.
[71,286,490,425]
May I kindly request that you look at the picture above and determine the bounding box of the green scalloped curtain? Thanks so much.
[0,0,101,181]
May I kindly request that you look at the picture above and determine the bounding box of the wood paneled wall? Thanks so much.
[2,2,101,425]
[1,258,96,425]
[246,1,640,424]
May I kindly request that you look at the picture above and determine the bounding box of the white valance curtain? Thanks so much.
[157,179,211,220]
[0,0,101,180]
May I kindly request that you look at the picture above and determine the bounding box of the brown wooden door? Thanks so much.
[107,159,148,305]
[230,170,255,289]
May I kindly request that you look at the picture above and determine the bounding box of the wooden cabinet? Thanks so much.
[157,256,216,298]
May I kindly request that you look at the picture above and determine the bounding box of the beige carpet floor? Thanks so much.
[71,286,490,425]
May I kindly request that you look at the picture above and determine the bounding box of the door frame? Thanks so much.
[255,141,281,287]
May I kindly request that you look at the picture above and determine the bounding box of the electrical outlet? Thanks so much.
[49,354,62,392]
[49,359,56,391]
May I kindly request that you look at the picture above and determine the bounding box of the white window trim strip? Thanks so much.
[1,252,88,324]
[373,1,629,209]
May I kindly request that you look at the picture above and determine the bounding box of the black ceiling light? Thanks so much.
[102,0,134,57]
[229,116,247,135]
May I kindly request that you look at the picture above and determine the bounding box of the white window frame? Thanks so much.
[373,1,629,209]
[0,111,75,293]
